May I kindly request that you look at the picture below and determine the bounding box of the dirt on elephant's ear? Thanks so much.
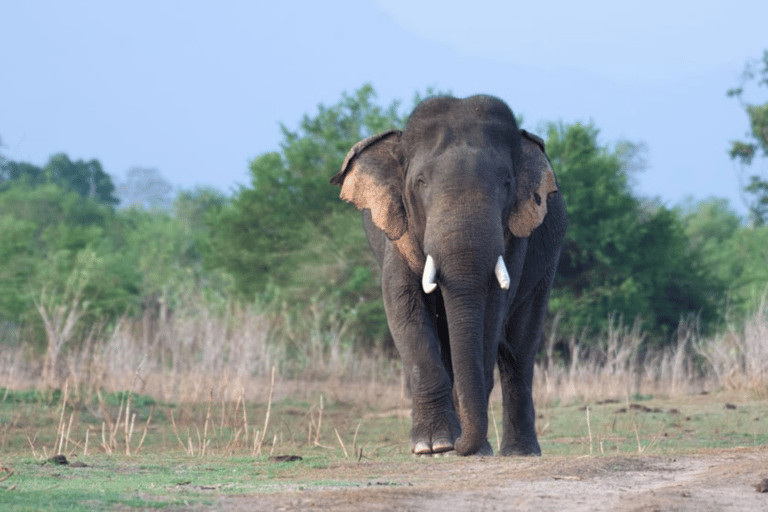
[336,132,407,242]
[508,170,556,238]
[340,169,407,241]
[335,130,401,185]
[393,230,425,274]
[508,138,558,238]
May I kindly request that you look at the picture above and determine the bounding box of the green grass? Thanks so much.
[1,388,767,510]
[535,394,768,456]
[1,452,429,511]
[1,454,341,511]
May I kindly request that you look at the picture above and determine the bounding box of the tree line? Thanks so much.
[1,55,767,353]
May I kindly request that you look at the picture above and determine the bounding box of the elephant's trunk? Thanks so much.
[442,287,490,456]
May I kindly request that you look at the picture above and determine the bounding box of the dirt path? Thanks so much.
[208,447,768,511]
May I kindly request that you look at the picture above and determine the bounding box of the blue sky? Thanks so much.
[2,0,767,216]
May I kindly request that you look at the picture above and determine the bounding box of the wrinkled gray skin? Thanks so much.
[331,95,567,456]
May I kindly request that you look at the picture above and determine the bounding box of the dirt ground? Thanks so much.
[183,446,768,511]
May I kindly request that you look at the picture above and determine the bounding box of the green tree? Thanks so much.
[680,198,768,318]
[206,85,414,349]
[1,154,119,206]
[114,186,232,311]
[0,213,36,322]
[0,143,239,356]
[1,161,45,187]
[728,49,768,226]
[546,122,718,342]
[174,186,227,233]
[0,181,135,333]
[44,154,119,206]
[207,85,404,296]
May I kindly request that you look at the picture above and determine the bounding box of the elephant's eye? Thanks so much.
[415,176,427,188]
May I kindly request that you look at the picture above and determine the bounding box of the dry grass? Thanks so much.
[694,297,768,393]
[1,296,767,407]
[534,315,699,404]
[0,300,402,405]
[534,302,768,405]
[3,296,768,466]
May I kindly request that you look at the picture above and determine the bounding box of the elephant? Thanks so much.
[330,95,567,456]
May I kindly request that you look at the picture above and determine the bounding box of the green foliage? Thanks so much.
[174,186,227,233]
[206,84,409,349]
[546,122,719,341]
[744,176,768,227]
[728,49,768,226]
[5,82,767,358]
[0,172,229,350]
[118,204,234,312]
[208,85,404,290]
[0,163,128,333]
[0,214,36,320]
[0,182,125,325]
[0,388,62,404]
[680,198,768,318]
[1,153,119,206]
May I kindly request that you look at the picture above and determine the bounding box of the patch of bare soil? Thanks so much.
[206,446,768,512]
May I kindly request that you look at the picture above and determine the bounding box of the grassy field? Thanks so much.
[2,381,767,511]
[1,301,767,510]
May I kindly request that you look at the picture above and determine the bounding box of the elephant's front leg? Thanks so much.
[382,257,459,455]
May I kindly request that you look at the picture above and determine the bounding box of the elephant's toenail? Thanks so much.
[432,439,454,453]
[414,441,432,455]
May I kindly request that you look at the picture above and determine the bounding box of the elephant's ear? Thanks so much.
[508,130,559,238]
[330,130,407,241]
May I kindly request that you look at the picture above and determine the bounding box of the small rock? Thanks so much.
[269,455,303,463]
[47,455,68,465]
[754,478,768,493]
[724,403,737,410]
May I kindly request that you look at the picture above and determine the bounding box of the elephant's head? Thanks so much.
[331,95,557,455]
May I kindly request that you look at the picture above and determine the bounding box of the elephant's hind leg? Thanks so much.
[497,285,551,456]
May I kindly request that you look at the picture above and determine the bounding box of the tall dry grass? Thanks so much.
[535,315,696,404]
[1,295,767,405]
[0,296,401,404]
[693,296,768,392]
[534,302,768,404]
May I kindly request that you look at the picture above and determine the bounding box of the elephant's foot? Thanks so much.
[498,439,541,457]
[410,411,461,455]
[415,440,493,457]
[411,428,456,455]
[413,438,454,455]
[476,440,494,456]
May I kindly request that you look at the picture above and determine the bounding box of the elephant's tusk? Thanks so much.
[422,255,438,294]
[495,256,510,290]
